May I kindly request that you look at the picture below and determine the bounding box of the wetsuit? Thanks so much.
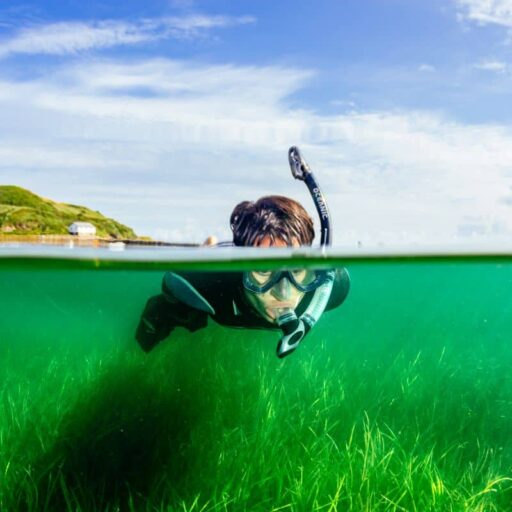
[136,269,350,352]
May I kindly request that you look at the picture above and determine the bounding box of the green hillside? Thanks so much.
[0,186,136,239]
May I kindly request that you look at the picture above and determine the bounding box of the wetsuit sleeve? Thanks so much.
[135,280,209,353]
[325,268,350,311]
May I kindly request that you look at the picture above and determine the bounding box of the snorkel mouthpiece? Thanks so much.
[276,309,307,358]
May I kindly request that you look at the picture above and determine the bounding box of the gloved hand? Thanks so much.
[135,295,174,352]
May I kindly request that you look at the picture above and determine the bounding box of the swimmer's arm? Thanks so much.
[325,268,351,310]
[135,285,209,353]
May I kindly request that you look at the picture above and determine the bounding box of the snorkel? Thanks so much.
[275,146,335,358]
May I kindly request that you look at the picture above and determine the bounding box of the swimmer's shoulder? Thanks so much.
[326,268,350,310]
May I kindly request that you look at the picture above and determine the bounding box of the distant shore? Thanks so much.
[0,234,199,248]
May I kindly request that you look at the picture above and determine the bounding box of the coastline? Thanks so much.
[0,234,200,248]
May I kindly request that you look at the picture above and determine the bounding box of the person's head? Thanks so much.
[230,195,315,322]
[230,195,314,248]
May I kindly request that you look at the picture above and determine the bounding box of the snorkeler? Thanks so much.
[135,148,350,358]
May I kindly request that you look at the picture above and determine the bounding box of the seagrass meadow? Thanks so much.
[1,249,512,511]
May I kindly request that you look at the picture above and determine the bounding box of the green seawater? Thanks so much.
[1,252,512,511]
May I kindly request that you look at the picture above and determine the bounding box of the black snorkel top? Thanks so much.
[288,146,331,247]
[275,146,334,358]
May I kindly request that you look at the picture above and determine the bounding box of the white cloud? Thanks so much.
[455,0,512,27]
[1,57,512,246]
[418,64,436,72]
[0,15,255,58]
[474,59,508,71]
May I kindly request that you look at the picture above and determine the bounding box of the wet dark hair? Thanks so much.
[230,195,315,247]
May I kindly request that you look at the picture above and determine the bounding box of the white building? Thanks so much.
[68,222,97,236]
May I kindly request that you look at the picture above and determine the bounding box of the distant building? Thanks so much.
[68,222,97,237]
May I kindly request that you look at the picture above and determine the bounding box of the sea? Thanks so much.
[1,244,511,511]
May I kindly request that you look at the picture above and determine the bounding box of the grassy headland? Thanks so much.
[0,185,136,239]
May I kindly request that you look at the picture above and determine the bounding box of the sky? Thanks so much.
[1,0,512,247]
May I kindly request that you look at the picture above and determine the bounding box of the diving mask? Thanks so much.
[243,269,329,294]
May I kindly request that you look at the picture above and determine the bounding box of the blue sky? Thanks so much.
[1,0,512,246]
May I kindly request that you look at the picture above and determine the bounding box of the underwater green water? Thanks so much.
[1,254,512,511]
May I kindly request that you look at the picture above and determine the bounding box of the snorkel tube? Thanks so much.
[289,146,332,246]
[276,147,335,358]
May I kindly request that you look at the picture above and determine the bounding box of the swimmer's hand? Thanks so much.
[135,295,173,352]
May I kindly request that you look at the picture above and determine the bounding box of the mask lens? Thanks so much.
[291,269,316,287]
[247,271,275,287]
[288,269,328,292]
